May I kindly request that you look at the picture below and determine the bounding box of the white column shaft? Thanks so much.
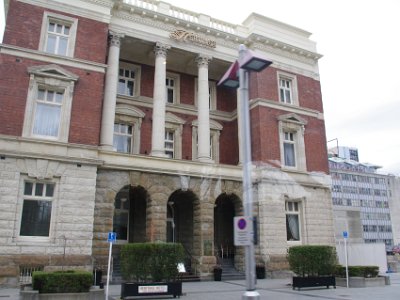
[151,43,170,157]
[196,55,212,162]
[100,33,122,149]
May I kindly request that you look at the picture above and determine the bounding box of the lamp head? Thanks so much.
[217,60,239,88]
[239,48,272,72]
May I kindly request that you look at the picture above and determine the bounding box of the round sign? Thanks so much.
[238,218,247,230]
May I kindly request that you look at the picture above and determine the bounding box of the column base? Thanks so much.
[197,156,214,163]
[150,150,169,158]
[242,290,260,300]
[99,144,114,151]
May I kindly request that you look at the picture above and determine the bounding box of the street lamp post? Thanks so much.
[219,44,272,300]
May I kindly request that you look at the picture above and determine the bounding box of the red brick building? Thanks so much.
[0,0,334,286]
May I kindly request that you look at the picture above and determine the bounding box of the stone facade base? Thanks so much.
[336,276,387,288]
[20,287,105,300]
[266,254,291,278]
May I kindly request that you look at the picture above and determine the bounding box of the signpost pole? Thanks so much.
[106,232,116,299]
[343,231,349,288]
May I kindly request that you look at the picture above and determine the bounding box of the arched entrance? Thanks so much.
[214,193,242,261]
[113,185,148,243]
[167,189,198,273]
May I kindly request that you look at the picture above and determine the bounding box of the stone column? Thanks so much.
[150,42,171,157]
[100,31,124,150]
[196,54,212,162]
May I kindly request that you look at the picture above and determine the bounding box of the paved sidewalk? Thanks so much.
[2,273,400,299]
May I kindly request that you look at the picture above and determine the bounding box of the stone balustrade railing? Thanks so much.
[123,0,237,34]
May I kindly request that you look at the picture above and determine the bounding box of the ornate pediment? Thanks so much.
[277,113,307,125]
[28,64,79,82]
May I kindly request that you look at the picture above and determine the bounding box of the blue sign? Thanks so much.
[108,232,116,243]
[343,231,348,238]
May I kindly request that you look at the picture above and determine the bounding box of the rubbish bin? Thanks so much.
[93,269,102,286]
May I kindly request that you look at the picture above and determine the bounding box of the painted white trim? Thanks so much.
[0,45,107,73]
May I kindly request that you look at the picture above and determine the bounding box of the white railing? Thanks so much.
[169,6,199,24]
[123,0,158,12]
[123,0,237,35]
[19,266,44,284]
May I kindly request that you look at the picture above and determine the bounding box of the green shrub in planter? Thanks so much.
[32,270,92,293]
[335,265,379,278]
[288,245,337,277]
[120,242,185,283]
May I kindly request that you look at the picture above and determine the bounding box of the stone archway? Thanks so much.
[214,193,242,261]
[113,185,148,243]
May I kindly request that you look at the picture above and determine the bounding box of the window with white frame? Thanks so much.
[286,201,301,242]
[191,120,222,163]
[23,65,78,142]
[39,12,78,57]
[32,88,64,138]
[166,77,175,104]
[165,130,175,158]
[278,113,307,171]
[114,105,144,155]
[165,73,180,104]
[278,72,298,105]
[118,63,141,97]
[195,80,217,110]
[113,123,132,153]
[20,181,55,237]
[164,113,184,159]
[283,131,296,167]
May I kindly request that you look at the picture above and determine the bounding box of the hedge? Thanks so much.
[32,270,92,293]
[120,242,185,282]
[288,245,337,277]
[335,265,379,278]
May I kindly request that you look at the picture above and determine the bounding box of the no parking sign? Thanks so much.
[233,216,253,246]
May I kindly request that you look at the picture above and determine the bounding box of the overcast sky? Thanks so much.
[1,0,399,175]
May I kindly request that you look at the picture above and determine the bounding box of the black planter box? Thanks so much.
[213,268,222,281]
[121,281,182,298]
[292,276,336,290]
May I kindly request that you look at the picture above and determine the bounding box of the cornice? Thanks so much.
[0,44,107,73]
[250,98,324,120]
[17,0,113,23]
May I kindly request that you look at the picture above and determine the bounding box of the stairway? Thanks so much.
[220,258,245,281]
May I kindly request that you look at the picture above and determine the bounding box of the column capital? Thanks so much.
[196,54,212,67]
[154,42,171,58]
[109,31,124,48]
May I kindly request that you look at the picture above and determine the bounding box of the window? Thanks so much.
[278,113,307,171]
[118,63,141,97]
[283,132,296,167]
[286,201,301,242]
[166,77,175,103]
[279,78,292,104]
[114,105,145,155]
[195,80,217,110]
[277,72,298,105]
[113,123,132,153]
[23,65,78,142]
[166,73,180,104]
[39,12,78,57]
[32,88,64,138]
[165,130,174,158]
[164,113,185,159]
[191,120,222,163]
[20,181,55,237]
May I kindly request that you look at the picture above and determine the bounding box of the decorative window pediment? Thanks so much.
[28,64,79,82]
[277,113,307,126]
[166,112,185,125]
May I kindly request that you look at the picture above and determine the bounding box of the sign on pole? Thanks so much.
[106,232,116,299]
[343,231,349,288]
[234,216,252,246]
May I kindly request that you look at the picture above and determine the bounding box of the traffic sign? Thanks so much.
[108,232,116,243]
[343,231,348,239]
[234,216,252,246]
